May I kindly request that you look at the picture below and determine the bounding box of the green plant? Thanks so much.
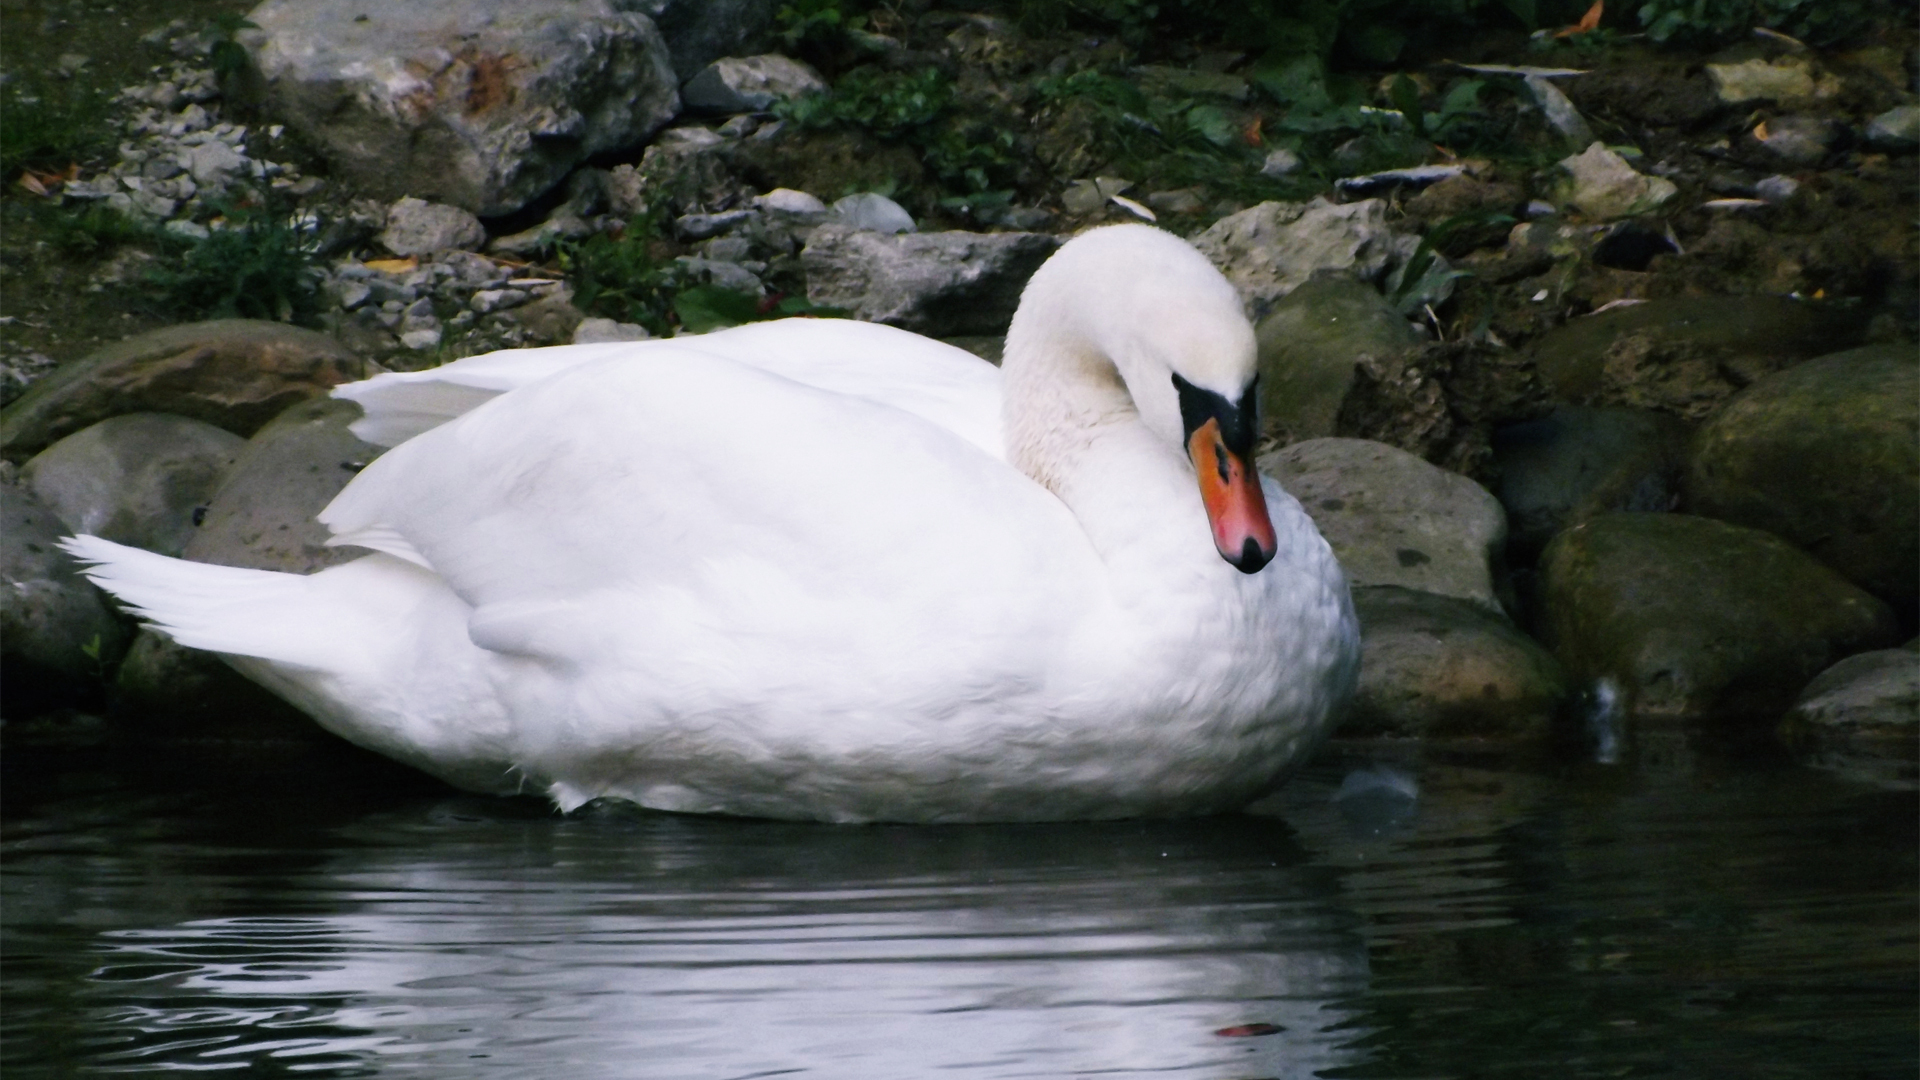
[146,195,323,324]
[777,67,1022,194]
[1637,0,1874,45]
[207,13,260,82]
[43,203,155,256]
[0,76,115,182]
[554,220,680,335]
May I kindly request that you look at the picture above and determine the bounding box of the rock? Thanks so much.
[237,0,680,216]
[607,127,747,219]
[502,287,586,344]
[0,320,366,462]
[573,317,651,343]
[1553,142,1678,220]
[755,187,828,218]
[488,211,594,257]
[1259,438,1510,613]
[1254,274,1420,447]
[1864,104,1920,152]
[0,350,58,407]
[801,225,1061,337]
[1752,115,1839,166]
[1491,406,1690,562]
[1,475,130,716]
[681,54,825,113]
[1523,73,1593,146]
[1783,649,1919,737]
[1403,174,1524,226]
[1754,174,1799,203]
[114,396,385,737]
[830,192,916,234]
[399,327,443,351]
[378,197,486,257]
[20,414,245,558]
[1190,197,1409,317]
[1060,176,1132,216]
[1528,296,1858,421]
[1344,586,1568,739]
[645,0,782,81]
[1260,148,1301,177]
[1705,56,1836,105]
[1686,345,1919,620]
[1538,513,1898,720]
[184,139,247,187]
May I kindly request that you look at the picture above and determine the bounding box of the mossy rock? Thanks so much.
[1254,273,1420,447]
[1686,344,1919,623]
[1539,512,1898,720]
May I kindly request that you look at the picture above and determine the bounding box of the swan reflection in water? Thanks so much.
[79,804,1370,1077]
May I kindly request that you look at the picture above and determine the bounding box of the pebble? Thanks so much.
[1755,175,1800,203]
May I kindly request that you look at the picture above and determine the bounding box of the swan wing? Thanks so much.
[336,319,1004,457]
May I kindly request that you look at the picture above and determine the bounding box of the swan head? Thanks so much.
[1005,224,1276,573]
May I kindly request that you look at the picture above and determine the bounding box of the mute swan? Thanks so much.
[67,224,1358,823]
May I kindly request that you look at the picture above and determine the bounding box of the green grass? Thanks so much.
[0,76,117,182]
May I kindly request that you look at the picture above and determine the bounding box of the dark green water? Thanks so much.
[3,732,1914,1078]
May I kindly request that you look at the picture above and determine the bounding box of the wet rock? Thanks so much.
[831,192,915,234]
[1864,104,1920,152]
[801,225,1061,336]
[1529,296,1858,421]
[1751,115,1839,166]
[0,321,366,463]
[1344,585,1568,739]
[1553,142,1678,220]
[682,54,825,113]
[1686,344,1919,620]
[0,350,58,407]
[1779,650,1919,787]
[237,0,680,216]
[1254,274,1420,447]
[1,475,130,716]
[1491,406,1690,562]
[114,396,385,738]
[378,197,486,257]
[1538,513,1898,720]
[20,414,245,558]
[1754,174,1800,203]
[1191,197,1414,316]
[1260,437,1509,613]
[1403,174,1525,227]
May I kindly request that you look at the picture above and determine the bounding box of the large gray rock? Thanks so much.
[1538,513,1898,720]
[0,320,365,463]
[1260,438,1510,613]
[1254,273,1420,447]
[1686,345,1919,621]
[115,396,385,738]
[378,197,486,257]
[1344,586,1568,739]
[1492,406,1691,562]
[1,474,129,716]
[238,0,680,216]
[20,414,245,558]
[1190,197,1413,317]
[682,54,826,113]
[802,225,1061,336]
[1528,296,1858,422]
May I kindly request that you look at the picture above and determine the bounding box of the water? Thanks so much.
[3,732,1914,1078]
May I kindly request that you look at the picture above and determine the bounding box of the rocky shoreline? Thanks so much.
[1,0,1914,788]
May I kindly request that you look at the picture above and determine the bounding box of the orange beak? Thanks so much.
[1186,417,1277,573]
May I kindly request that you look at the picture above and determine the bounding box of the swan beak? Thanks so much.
[1174,375,1277,574]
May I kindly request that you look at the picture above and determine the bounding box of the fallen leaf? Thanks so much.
[1241,116,1263,147]
[1555,0,1603,37]
[364,257,419,274]
[1214,1023,1283,1037]
[1753,121,1770,140]
[17,173,49,196]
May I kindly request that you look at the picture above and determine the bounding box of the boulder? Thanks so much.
[237,0,680,216]
[1491,406,1691,562]
[1538,513,1898,720]
[1343,586,1568,739]
[1254,273,1420,447]
[1686,345,1919,621]
[378,197,487,257]
[20,414,245,558]
[1190,197,1411,317]
[1260,438,1509,613]
[1528,296,1858,421]
[0,320,365,462]
[1,474,129,716]
[114,396,387,739]
[682,54,826,113]
[1779,648,1918,789]
[801,225,1061,336]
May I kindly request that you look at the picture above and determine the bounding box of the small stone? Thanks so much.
[1706,57,1820,104]
[830,192,915,234]
[399,327,443,351]
[56,53,89,76]
[331,278,373,310]
[1554,142,1678,220]
[162,219,210,240]
[682,54,827,113]
[755,187,828,216]
[379,197,486,257]
[716,115,758,138]
[1260,148,1301,178]
[1060,176,1131,215]
[572,317,651,343]
[1752,116,1838,166]
[673,209,757,240]
[1145,188,1204,214]
[1754,175,1800,204]
[470,289,528,314]
[1864,104,1920,152]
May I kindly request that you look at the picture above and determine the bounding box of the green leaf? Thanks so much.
[1185,103,1241,149]
[1342,22,1407,64]
[1389,74,1425,137]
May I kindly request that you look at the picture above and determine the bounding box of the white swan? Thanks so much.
[66,224,1358,823]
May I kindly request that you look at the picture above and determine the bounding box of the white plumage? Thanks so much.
[66,224,1358,823]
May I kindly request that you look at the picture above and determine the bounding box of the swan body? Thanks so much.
[68,225,1358,823]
